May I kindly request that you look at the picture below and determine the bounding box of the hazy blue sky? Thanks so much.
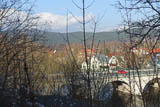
[34,0,122,32]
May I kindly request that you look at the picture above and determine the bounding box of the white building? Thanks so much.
[108,56,119,69]
[82,54,109,71]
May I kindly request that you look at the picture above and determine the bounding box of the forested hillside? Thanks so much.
[44,31,127,45]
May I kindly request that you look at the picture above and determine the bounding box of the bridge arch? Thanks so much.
[111,81,132,106]
[143,78,160,105]
[97,80,132,106]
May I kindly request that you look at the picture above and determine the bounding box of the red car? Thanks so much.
[117,70,127,74]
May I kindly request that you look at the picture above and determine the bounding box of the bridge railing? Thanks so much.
[47,69,160,81]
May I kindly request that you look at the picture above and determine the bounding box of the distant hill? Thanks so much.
[43,31,128,45]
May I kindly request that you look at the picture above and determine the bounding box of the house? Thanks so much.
[108,52,127,68]
[48,49,56,57]
[108,52,121,57]
[149,48,160,55]
[78,48,97,58]
[108,56,119,69]
[132,48,149,56]
[78,48,97,63]
[132,48,160,56]
[81,54,109,71]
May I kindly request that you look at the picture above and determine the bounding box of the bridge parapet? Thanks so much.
[48,69,160,95]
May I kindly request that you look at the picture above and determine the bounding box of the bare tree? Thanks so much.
[62,0,112,107]
[117,0,160,106]
[0,0,46,106]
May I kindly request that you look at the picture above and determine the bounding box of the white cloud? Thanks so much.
[34,12,93,31]
[97,26,118,32]
[0,9,37,31]
[0,9,93,32]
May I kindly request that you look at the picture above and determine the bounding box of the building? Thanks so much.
[81,54,109,71]
[78,48,97,58]
[108,56,119,69]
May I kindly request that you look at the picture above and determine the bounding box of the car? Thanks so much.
[117,70,127,74]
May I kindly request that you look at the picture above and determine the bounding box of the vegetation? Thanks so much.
[0,0,160,107]
[43,31,127,45]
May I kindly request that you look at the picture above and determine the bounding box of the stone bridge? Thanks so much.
[94,69,160,95]
[47,69,160,106]
[49,69,160,95]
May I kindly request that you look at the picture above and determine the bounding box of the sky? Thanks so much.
[33,0,123,32]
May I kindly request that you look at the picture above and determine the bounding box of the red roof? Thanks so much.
[79,49,97,58]
[108,53,121,57]
[149,48,160,54]
[80,49,97,53]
